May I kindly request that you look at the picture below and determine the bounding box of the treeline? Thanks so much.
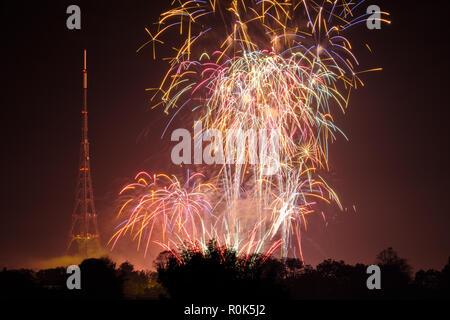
[0,258,166,299]
[155,243,450,300]
[1,243,449,299]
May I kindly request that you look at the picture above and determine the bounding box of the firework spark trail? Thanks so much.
[111,0,389,261]
[109,171,216,256]
[192,50,348,258]
[143,0,390,109]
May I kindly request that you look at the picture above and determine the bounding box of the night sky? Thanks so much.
[1,0,449,271]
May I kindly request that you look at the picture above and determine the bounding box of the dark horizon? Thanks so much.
[2,0,450,272]
[2,244,449,301]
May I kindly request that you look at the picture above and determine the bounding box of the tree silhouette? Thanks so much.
[78,257,123,299]
[440,256,450,293]
[376,247,412,276]
[0,268,37,298]
[375,247,412,296]
[285,258,303,278]
[118,261,154,298]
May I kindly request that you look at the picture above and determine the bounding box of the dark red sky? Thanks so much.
[1,0,449,271]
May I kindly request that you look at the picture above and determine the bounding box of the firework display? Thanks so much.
[110,0,389,261]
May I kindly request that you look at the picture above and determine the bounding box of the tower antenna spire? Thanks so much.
[68,49,100,256]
